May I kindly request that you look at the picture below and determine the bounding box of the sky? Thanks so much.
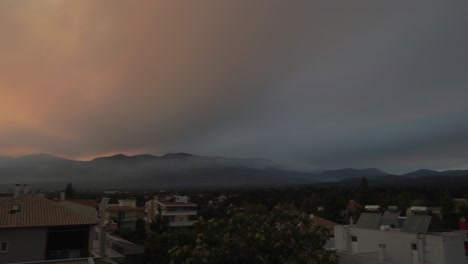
[1,1,468,174]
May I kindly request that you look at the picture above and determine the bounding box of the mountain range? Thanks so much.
[0,153,467,190]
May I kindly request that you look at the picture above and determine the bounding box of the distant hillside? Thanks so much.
[402,169,468,178]
[1,153,467,189]
[0,153,318,188]
[319,168,389,181]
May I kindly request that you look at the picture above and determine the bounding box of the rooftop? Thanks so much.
[106,205,136,211]
[311,216,337,234]
[64,199,99,209]
[157,201,197,207]
[0,192,98,229]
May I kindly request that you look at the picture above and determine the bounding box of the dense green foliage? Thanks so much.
[65,182,75,199]
[63,179,468,263]
[169,204,338,264]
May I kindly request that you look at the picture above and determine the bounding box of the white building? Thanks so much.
[146,194,197,227]
[334,213,466,264]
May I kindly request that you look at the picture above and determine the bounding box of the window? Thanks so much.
[411,243,417,250]
[118,211,126,219]
[179,217,184,222]
[351,236,357,242]
[0,241,8,253]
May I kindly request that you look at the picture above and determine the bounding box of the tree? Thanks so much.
[65,182,75,199]
[300,193,321,215]
[169,204,338,264]
[322,188,347,222]
[151,205,169,234]
[440,192,457,228]
[357,177,370,206]
[135,218,147,241]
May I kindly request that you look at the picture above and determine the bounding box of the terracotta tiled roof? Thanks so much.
[311,216,337,234]
[157,201,197,206]
[348,200,362,210]
[0,192,98,229]
[66,199,99,209]
[106,205,137,211]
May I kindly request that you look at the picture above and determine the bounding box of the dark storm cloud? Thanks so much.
[1,1,468,173]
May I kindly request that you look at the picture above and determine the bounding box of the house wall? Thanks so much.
[0,228,47,263]
[338,252,384,264]
[334,225,465,264]
[442,234,466,263]
[118,200,136,207]
[106,210,137,229]
[106,210,137,220]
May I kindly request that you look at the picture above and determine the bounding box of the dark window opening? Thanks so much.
[351,236,357,242]
[412,243,417,250]
[0,241,8,252]
[118,211,126,219]
[46,226,89,260]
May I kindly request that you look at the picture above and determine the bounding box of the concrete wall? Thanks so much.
[106,210,137,220]
[334,225,465,264]
[338,252,384,264]
[0,228,47,263]
[442,234,466,264]
[118,200,136,207]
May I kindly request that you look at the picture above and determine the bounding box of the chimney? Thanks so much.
[60,190,65,201]
[378,244,386,262]
[23,184,30,194]
[14,184,21,197]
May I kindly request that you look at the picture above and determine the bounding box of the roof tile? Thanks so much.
[0,193,98,229]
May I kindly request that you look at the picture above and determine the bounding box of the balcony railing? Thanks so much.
[168,221,196,227]
[121,217,137,222]
[161,210,197,216]
[46,249,83,260]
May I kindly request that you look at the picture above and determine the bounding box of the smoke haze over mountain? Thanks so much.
[1,1,468,174]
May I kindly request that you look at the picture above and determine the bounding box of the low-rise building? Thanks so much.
[0,192,98,263]
[104,199,138,229]
[334,213,466,264]
[146,194,197,227]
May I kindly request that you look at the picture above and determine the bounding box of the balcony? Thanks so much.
[168,221,196,227]
[161,210,197,216]
[121,217,137,222]
[46,249,83,260]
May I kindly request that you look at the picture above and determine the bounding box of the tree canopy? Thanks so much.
[65,182,75,199]
[169,204,338,264]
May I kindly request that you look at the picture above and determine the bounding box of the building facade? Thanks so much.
[334,214,466,264]
[0,193,98,263]
[146,194,197,227]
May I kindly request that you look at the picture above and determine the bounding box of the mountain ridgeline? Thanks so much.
[0,153,467,189]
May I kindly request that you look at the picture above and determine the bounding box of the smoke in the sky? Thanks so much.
[1,1,468,173]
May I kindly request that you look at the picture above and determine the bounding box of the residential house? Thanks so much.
[333,213,466,264]
[59,198,144,262]
[146,194,197,227]
[0,192,98,263]
[104,199,138,229]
